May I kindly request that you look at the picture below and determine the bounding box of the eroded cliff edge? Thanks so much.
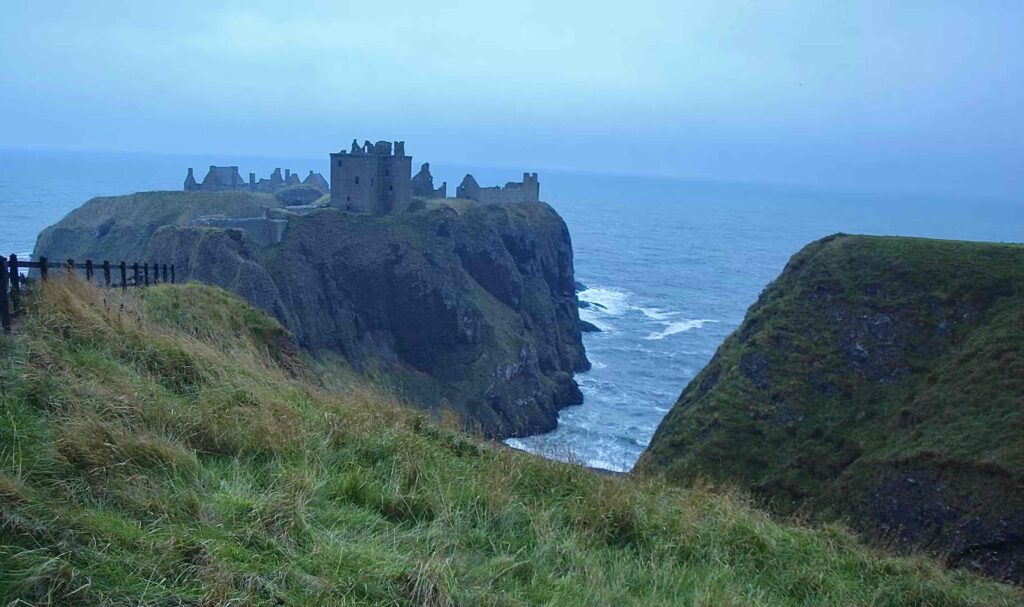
[636,234,1024,583]
[33,191,589,437]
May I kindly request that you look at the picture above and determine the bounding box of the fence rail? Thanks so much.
[1,254,175,332]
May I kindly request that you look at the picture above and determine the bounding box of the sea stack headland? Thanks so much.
[34,140,587,438]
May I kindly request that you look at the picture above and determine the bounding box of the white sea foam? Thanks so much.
[578,287,630,316]
[578,308,614,332]
[632,305,678,321]
[645,319,717,340]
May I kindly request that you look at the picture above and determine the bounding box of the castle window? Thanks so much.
[371,179,374,186]
[386,169,390,176]
[346,196,351,201]
[389,185,393,191]
[355,176,360,185]
[337,160,342,167]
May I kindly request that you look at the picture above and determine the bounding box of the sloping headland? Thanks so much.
[33,190,588,438]
[0,279,1019,604]
[638,234,1024,583]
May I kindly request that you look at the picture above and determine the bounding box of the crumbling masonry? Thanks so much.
[185,140,540,215]
[185,166,329,195]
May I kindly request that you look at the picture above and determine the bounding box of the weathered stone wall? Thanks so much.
[330,152,377,212]
[379,154,412,213]
[412,163,447,198]
[329,139,412,215]
[185,166,327,194]
[457,172,540,204]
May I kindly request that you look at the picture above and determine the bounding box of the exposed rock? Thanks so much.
[579,320,601,333]
[33,191,588,439]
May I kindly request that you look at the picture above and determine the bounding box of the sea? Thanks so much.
[3,148,1022,472]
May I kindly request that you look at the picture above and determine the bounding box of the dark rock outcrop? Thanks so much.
[637,234,1024,583]
[33,191,588,438]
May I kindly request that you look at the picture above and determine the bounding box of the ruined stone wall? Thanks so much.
[185,166,327,194]
[457,173,540,205]
[412,163,447,198]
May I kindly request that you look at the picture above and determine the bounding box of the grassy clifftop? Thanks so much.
[638,234,1024,583]
[0,279,1021,605]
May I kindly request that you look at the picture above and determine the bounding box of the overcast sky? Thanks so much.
[1,1,1021,198]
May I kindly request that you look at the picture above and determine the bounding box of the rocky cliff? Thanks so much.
[637,234,1024,583]
[33,191,589,437]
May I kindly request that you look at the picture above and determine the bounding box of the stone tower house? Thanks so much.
[330,140,412,214]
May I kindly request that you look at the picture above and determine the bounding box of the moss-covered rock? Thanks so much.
[637,233,1024,583]
[33,192,588,437]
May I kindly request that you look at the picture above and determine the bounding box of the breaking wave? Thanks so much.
[645,319,717,340]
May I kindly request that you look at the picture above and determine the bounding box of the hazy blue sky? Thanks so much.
[1,1,1021,198]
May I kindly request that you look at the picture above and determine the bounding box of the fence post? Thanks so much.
[103,261,111,288]
[66,259,74,276]
[40,256,48,281]
[1,256,10,333]
[144,263,149,287]
[86,259,94,282]
[170,265,175,284]
[133,262,139,287]
[162,264,168,283]
[120,262,127,291]
[9,254,20,297]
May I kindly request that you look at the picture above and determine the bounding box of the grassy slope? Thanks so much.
[33,190,279,263]
[637,235,1024,576]
[0,280,1020,605]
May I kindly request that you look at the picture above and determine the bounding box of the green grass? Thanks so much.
[0,278,1020,605]
[638,234,1024,581]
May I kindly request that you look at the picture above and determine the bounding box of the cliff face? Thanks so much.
[33,192,588,437]
[637,234,1024,583]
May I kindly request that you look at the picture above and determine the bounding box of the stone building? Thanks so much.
[456,172,539,204]
[329,140,412,214]
[185,166,328,194]
[303,170,330,191]
[186,166,248,191]
[411,163,447,198]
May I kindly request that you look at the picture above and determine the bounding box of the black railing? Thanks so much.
[1,254,175,332]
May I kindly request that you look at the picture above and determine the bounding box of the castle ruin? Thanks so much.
[411,163,447,199]
[184,166,329,195]
[185,140,540,215]
[456,173,540,205]
[329,140,412,214]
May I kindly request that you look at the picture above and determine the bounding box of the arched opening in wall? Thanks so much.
[389,185,393,191]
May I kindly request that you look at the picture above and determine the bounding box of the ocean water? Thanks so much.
[2,149,1022,472]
